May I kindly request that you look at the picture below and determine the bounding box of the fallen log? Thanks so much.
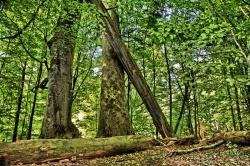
[0,135,154,164]
[207,131,250,145]
[164,131,250,146]
[165,131,250,156]
[1,131,249,164]
[163,135,199,145]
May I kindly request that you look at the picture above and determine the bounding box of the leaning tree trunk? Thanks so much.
[87,0,173,138]
[40,2,80,139]
[97,1,133,137]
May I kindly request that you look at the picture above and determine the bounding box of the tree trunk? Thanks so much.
[163,44,173,131]
[0,135,154,164]
[223,66,237,131]
[174,82,190,134]
[186,104,194,135]
[27,62,43,139]
[20,73,32,140]
[12,61,27,142]
[87,0,173,138]
[97,1,132,137]
[191,71,199,139]
[226,83,237,130]
[40,2,80,138]
[152,50,159,138]
[244,85,250,113]
[234,85,244,131]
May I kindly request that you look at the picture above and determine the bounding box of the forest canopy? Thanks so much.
[0,0,250,142]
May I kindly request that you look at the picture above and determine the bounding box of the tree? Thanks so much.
[88,0,173,138]
[12,61,27,142]
[97,0,133,137]
[40,1,80,138]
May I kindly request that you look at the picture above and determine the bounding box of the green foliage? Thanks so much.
[0,0,250,141]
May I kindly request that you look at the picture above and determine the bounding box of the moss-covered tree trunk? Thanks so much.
[40,2,79,139]
[97,1,132,137]
[0,135,153,164]
[88,0,173,138]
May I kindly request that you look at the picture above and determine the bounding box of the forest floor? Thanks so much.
[16,143,250,166]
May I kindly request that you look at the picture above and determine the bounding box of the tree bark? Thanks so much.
[0,135,154,164]
[97,0,133,137]
[40,2,80,138]
[87,0,173,138]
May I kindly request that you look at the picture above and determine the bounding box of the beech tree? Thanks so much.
[97,0,133,137]
[88,0,173,138]
[40,1,80,138]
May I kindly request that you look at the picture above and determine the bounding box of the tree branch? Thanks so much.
[0,0,47,40]
[242,0,250,6]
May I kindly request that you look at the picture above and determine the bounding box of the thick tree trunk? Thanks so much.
[40,3,79,138]
[88,0,173,138]
[12,61,27,142]
[97,1,133,137]
[0,135,153,164]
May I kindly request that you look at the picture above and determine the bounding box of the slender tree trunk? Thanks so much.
[152,50,159,138]
[163,44,173,131]
[27,62,43,139]
[88,0,173,138]
[20,72,33,140]
[191,71,199,139]
[223,65,237,131]
[244,85,250,113]
[193,88,198,138]
[226,83,237,131]
[174,82,190,134]
[186,102,194,135]
[97,1,133,137]
[241,64,250,113]
[12,61,27,142]
[234,85,244,131]
[228,65,243,131]
[40,2,80,138]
